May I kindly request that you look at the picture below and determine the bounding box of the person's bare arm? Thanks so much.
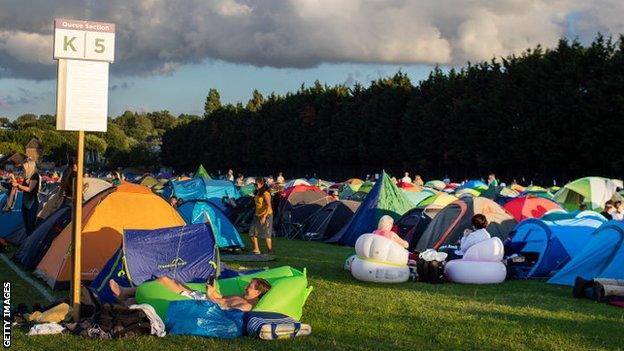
[391,233,409,249]
[12,175,37,193]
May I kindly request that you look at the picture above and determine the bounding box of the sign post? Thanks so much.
[53,18,115,322]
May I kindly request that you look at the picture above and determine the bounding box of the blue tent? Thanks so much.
[177,199,245,249]
[0,191,23,239]
[548,221,624,286]
[509,213,606,278]
[164,178,239,213]
[13,206,71,270]
[91,223,219,303]
[459,180,488,190]
[326,172,413,246]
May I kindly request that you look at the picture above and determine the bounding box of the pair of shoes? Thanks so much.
[252,251,261,255]
[573,276,593,298]
[258,322,311,340]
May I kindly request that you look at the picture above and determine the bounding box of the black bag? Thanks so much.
[416,259,446,284]
[93,304,152,338]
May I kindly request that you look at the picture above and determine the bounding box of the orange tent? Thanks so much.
[35,183,185,289]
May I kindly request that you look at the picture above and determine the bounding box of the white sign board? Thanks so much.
[56,59,109,132]
[54,18,115,62]
[54,18,115,132]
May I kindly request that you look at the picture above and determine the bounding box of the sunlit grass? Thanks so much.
[5,237,624,350]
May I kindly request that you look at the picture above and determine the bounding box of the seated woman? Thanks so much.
[372,215,409,249]
[109,277,271,312]
[454,214,491,257]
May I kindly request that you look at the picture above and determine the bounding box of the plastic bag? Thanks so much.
[165,300,244,338]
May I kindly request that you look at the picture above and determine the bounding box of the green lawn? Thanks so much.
[5,237,624,351]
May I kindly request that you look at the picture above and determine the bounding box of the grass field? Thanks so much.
[4,237,624,351]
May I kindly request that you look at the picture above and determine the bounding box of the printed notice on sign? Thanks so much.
[56,59,109,132]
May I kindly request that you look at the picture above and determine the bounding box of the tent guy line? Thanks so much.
[0,253,54,303]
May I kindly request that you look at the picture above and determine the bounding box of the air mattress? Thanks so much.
[135,266,312,320]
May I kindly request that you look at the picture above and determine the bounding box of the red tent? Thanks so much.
[503,195,561,222]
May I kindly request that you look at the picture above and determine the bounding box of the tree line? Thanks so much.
[162,35,624,183]
[0,110,200,169]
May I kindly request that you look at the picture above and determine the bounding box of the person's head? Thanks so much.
[330,189,339,199]
[21,159,37,179]
[615,201,622,210]
[415,175,422,180]
[255,177,266,189]
[244,278,271,300]
[404,172,409,177]
[580,203,588,211]
[604,200,614,211]
[169,196,178,207]
[278,172,283,176]
[228,169,233,175]
[471,214,488,229]
[237,174,244,180]
[377,215,394,231]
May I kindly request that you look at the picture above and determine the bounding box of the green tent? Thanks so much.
[193,164,212,180]
[327,172,414,246]
[554,177,623,211]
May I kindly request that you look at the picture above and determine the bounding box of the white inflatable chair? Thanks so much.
[347,234,410,283]
[444,237,507,284]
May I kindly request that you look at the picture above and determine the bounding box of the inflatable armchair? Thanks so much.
[444,237,507,284]
[346,234,410,283]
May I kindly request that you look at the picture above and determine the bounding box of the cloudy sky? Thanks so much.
[0,0,622,118]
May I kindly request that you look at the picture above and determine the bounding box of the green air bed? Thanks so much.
[135,266,312,320]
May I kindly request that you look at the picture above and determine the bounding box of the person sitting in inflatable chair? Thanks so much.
[373,215,409,249]
[109,277,271,312]
[453,214,491,259]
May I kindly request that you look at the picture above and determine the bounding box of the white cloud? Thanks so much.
[0,0,622,79]
[0,30,53,65]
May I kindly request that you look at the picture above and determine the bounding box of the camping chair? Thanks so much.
[279,211,305,240]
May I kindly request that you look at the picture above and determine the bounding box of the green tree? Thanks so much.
[147,110,178,136]
[246,89,264,112]
[204,88,222,117]
[13,114,38,129]
[0,117,10,128]
[0,141,24,155]
[113,111,155,141]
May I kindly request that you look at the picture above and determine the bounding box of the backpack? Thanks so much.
[416,259,446,284]
[93,304,152,338]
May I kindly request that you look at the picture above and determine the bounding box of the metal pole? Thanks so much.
[71,130,84,321]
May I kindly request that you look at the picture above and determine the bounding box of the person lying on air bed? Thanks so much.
[109,277,271,312]
[373,215,409,249]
